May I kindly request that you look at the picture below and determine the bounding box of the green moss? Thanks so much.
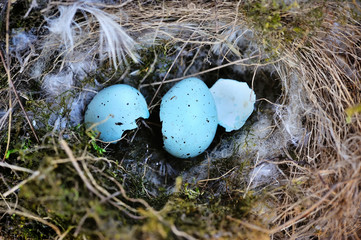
[1,123,267,239]
[136,43,171,79]
[242,0,328,55]
[3,214,49,239]
[346,103,361,123]
[155,184,258,238]
[4,138,124,238]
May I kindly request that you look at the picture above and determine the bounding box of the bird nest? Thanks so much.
[0,0,360,239]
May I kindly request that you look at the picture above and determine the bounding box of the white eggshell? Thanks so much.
[210,78,256,132]
[84,84,149,142]
[160,78,218,158]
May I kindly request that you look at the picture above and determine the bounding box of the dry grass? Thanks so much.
[279,17,361,239]
[1,0,361,239]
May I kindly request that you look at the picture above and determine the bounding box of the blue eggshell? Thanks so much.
[210,79,256,132]
[160,77,218,158]
[84,84,149,142]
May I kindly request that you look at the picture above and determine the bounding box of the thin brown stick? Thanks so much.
[0,161,36,174]
[60,140,143,220]
[269,185,336,235]
[1,209,61,236]
[226,216,271,234]
[228,184,337,235]
[148,27,195,107]
[197,166,238,185]
[0,53,40,145]
[140,54,282,88]
[2,0,56,147]
[2,170,40,198]
[60,139,106,201]
[2,0,12,161]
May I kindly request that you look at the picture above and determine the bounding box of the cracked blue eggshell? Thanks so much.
[210,79,256,132]
[84,84,149,142]
[160,77,218,158]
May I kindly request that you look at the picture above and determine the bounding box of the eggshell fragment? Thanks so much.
[210,78,256,132]
[160,77,218,158]
[84,84,149,142]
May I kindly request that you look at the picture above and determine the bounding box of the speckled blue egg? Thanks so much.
[84,84,149,142]
[160,78,218,158]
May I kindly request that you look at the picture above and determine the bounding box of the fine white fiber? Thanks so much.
[137,22,204,46]
[275,71,309,147]
[248,162,280,189]
[10,29,37,53]
[235,112,295,162]
[69,87,98,127]
[211,26,266,75]
[47,4,79,50]
[208,111,284,161]
[181,111,284,186]
[10,29,37,72]
[69,57,98,80]
[30,59,46,79]
[45,84,98,131]
[42,70,74,97]
[212,26,256,57]
[46,1,139,68]
[41,58,99,129]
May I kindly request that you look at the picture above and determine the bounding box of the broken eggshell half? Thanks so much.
[210,78,256,132]
[84,84,149,142]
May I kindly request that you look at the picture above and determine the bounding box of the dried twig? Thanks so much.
[0,161,36,174]
[0,45,40,150]
[2,170,40,198]
[0,207,61,236]
[140,54,283,88]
